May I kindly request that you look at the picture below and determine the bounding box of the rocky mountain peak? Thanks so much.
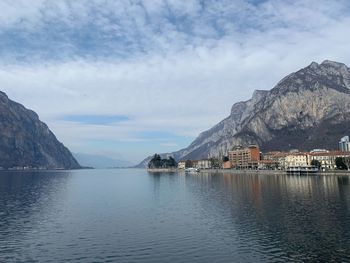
[304,60,349,76]
[309,61,319,70]
[137,60,350,167]
[252,89,269,100]
[321,59,348,68]
[270,59,350,96]
[308,60,347,70]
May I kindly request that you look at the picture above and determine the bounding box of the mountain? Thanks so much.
[0,91,80,169]
[137,60,350,167]
[73,153,134,168]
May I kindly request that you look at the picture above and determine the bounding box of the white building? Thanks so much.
[339,136,350,151]
[197,159,211,169]
[178,161,186,169]
[310,149,329,153]
[308,151,350,170]
[285,153,308,167]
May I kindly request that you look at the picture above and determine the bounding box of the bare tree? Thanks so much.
[344,157,350,171]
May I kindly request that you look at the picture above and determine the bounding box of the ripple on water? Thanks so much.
[1,171,350,262]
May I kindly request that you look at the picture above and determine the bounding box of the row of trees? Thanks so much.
[335,157,350,170]
[148,154,177,169]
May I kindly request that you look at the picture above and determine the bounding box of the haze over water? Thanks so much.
[1,169,350,262]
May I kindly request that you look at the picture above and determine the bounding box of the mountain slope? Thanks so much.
[0,91,80,169]
[138,60,350,167]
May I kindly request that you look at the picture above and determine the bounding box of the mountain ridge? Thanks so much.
[0,91,80,169]
[137,60,350,167]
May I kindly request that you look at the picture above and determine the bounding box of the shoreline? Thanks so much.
[147,168,177,172]
[200,169,350,176]
[148,168,350,176]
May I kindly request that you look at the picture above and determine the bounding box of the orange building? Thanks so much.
[222,161,232,169]
[228,145,260,169]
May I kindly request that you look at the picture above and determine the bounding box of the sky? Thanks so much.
[0,0,350,163]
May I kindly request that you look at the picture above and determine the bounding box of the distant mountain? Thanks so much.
[0,91,80,169]
[74,153,134,168]
[137,60,350,167]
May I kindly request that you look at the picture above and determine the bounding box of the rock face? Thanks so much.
[0,91,80,169]
[138,60,350,167]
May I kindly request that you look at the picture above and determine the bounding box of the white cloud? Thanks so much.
[0,0,45,28]
[0,0,349,162]
[160,143,179,147]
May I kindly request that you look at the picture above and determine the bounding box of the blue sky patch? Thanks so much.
[63,115,129,125]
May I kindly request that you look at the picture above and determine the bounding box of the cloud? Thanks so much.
[1,0,348,61]
[161,143,179,147]
[0,0,349,162]
[63,115,129,125]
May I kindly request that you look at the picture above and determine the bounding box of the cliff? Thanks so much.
[0,91,80,169]
[138,60,350,167]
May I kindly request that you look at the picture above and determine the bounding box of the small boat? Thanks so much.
[286,166,318,175]
[185,167,200,173]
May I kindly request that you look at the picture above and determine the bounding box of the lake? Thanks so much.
[1,169,350,262]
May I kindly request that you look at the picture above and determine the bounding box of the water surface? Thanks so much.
[1,169,350,262]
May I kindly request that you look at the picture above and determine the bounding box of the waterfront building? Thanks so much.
[261,151,282,160]
[310,149,329,153]
[261,152,288,169]
[258,159,279,170]
[222,161,232,169]
[275,153,288,169]
[178,161,186,169]
[228,145,260,169]
[339,136,350,151]
[197,159,211,169]
[191,160,199,168]
[308,151,350,170]
[285,153,308,167]
[289,149,300,153]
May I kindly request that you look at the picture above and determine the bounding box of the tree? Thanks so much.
[343,157,350,171]
[335,157,347,170]
[210,158,221,169]
[149,154,161,168]
[163,156,177,168]
[310,159,321,169]
[222,156,229,162]
[167,156,177,168]
[150,154,161,163]
[148,154,178,168]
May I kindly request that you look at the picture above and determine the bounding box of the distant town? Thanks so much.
[149,136,350,172]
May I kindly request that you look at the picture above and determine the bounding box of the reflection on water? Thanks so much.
[0,171,71,262]
[1,170,350,262]
[191,173,350,262]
